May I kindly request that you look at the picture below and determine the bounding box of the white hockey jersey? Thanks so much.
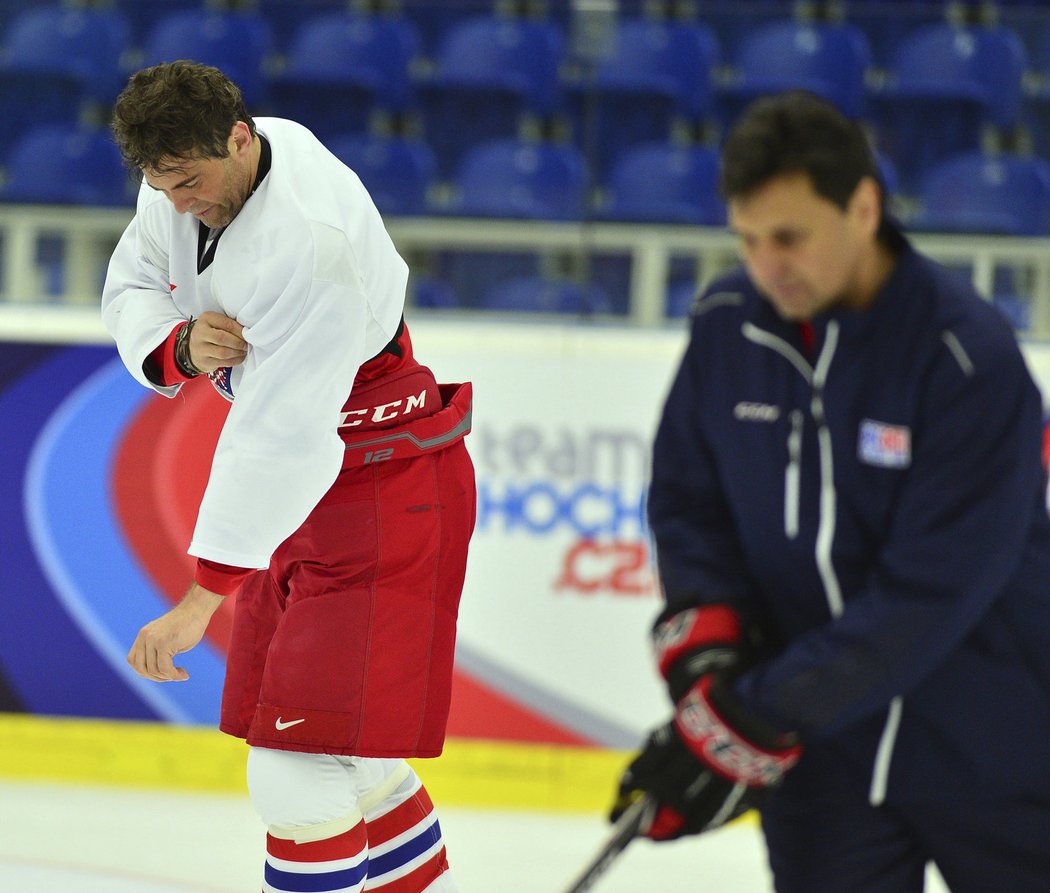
[102,117,408,569]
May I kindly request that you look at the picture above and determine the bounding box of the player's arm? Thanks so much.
[611,602,802,840]
[102,201,190,394]
[127,583,225,682]
[184,163,408,571]
[647,318,758,613]
[736,321,1047,738]
[143,312,249,386]
[190,267,377,567]
[614,330,802,840]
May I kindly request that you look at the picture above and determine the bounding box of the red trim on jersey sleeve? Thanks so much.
[194,558,254,595]
[147,322,196,387]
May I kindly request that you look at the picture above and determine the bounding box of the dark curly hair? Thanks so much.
[111,60,256,173]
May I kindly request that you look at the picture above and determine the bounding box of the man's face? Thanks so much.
[728,171,877,322]
[143,124,253,229]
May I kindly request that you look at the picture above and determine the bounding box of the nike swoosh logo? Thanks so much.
[275,717,306,731]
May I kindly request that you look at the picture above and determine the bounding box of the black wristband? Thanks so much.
[174,318,203,377]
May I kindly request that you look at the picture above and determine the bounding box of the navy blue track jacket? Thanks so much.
[649,229,1050,805]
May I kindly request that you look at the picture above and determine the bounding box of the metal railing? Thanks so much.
[2,204,1049,336]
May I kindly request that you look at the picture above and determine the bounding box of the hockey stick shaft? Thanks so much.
[561,794,655,893]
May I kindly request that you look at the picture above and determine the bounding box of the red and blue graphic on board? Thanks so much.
[1,343,227,723]
[1,342,590,744]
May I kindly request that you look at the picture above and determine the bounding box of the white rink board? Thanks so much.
[415,318,689,745]
[1,306,1047,748]
[413,318,1050,746]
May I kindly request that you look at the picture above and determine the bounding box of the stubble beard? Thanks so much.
[207,156,253,229]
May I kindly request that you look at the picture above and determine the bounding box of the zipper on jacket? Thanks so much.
[741,320,843,618]
[745,319,902,804]
[811,323,843,619]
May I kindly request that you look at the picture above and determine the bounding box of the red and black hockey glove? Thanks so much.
[610,603,802,840]
[651,602,745,702]
[611,674,802,840]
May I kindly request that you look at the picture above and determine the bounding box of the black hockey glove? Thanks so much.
[611,674,802,841]
[611,603,801,840]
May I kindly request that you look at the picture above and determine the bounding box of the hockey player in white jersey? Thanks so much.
[103,61,474,893]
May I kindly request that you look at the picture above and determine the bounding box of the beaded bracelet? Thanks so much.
[174,318,204,377]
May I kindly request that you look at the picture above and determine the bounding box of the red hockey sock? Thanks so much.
[363,780,449,892]
[263,819,369,893]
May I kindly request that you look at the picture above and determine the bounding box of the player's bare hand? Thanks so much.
[188,311,248,372]
[127,584,225,682]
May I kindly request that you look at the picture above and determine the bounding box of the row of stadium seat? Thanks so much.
[2,5,1050,193]
[411,270,1031,324]
[44,2,1050,63]
[4,122,1050,239]
[0,1,1043,323]
[0,0,1044,88]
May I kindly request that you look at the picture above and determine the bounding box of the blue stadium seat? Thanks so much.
[414,16,566,176]
[0,79,79,165]
[480,276,612,315]
[717,20,871,127]
[0,124,135,206]
[869,24,1027,193]
[0,5,132,158]
[0,5,131,105]
[1017,15,1050,158]
[113,0,200,47]
[597,142,724,225]
[254,0,348,52]
[449,138,587,221]
[911,151,1050,235]
[268,13,420,141]
[565,18,720,180]
[327,133,436,217]
[410,275,457,310]
[443,136,588,311]
[398,0,492,60]
[142,9,275,108]
[423,17,565,113]
[888,24,1026,130]
[439,250,542,310]
[586,18,719,120]
[695,0,802,62]
[844,3,945,69]
[1022,5,1050,73]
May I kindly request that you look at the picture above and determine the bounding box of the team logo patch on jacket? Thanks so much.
[858,419,911,468]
